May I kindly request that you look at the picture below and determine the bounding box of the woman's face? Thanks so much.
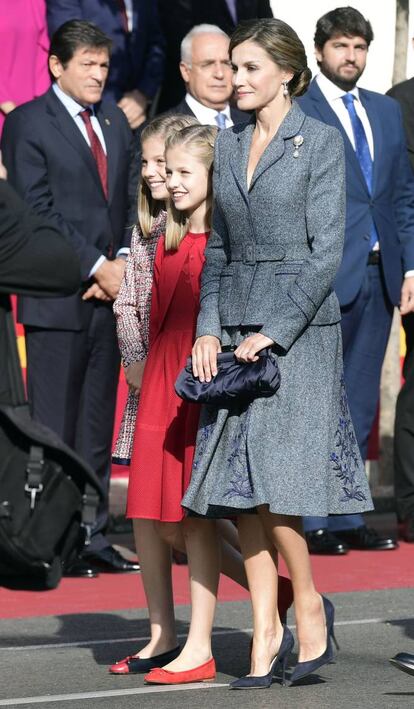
[231,40,292,112]
[165,146,210,215]
[141,135,169,201]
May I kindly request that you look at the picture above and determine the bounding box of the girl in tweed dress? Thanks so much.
[112,116,293,678]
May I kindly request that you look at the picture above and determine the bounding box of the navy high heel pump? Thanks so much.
[229,625,294,689]
[289,595,339,685]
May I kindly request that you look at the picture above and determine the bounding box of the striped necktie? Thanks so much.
[79,109,108,200]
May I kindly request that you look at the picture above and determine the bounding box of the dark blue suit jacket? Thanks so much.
[298,79,414,306]
[1,87,137,330]
[47,0,165,100]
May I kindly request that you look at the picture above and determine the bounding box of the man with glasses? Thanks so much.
[169,24,247,129]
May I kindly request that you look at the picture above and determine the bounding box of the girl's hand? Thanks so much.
[192,336,221,382]
[234,334,274,363]
[125,360,146,395]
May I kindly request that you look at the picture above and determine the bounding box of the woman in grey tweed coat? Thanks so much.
[182,19,373,685]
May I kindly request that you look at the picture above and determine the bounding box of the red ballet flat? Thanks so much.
[144,657,216,684]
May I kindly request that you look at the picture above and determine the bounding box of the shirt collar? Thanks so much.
[316,72,360,102]
[52,82,95,117]
[184,93,231,125]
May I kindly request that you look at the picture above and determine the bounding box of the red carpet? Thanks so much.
[1,543,412,620]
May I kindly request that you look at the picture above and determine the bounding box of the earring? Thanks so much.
[282,80,289,97]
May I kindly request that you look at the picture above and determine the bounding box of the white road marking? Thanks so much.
[0,684,229,706]
[0,618,395,653]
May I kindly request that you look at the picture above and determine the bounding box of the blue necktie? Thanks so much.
[215,112,227,130]
[341,93,378,249]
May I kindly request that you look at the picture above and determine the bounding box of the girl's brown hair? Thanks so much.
[229,18,312,97]
[164,124,217,251]
[138,114,198,237]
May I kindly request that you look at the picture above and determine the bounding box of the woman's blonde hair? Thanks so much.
[138,114,198,237]
[164,124,218,251]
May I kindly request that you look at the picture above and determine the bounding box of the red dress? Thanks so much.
[126,232,208,521]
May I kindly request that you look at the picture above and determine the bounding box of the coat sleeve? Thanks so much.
[0,179,81,297]
[113,225,158,367]
[390,101,414,272]
[260,125,346,351]
[196,134,230,340]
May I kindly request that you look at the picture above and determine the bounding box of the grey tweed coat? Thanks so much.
[182,101,374,517]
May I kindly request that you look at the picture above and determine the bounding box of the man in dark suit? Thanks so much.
[298,7,414,553]
[47,0,165,129]
[169,24,247,127]
[1,20,139,576]
[387,71,414,543]
[157,0,273,111]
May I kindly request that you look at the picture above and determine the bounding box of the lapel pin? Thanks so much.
[293,134,304,158]
[105,118,111,126]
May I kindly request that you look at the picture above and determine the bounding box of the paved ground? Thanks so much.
[0,588,413,709]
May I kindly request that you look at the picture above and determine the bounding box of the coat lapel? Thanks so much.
[46,89,108,199]
[96,104,119,203]
[229,102,306,198]
[229,119,254,204]
[249,102,306,190]
[305,80,368,195]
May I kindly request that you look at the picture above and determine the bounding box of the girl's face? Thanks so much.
[141,135,169,201]
[231,40,293,112]
[165,146,210,214]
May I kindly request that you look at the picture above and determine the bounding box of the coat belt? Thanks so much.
[230,244,286,265]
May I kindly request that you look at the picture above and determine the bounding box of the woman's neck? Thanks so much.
[255,97,292,141]
[187,200,209,234]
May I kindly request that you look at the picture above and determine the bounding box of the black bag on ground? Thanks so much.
[0,298,103,589]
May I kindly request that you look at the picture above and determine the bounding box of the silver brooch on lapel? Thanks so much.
[292,134,304,158]
[105,118,111,126]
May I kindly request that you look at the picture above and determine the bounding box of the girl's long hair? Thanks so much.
[164,124,217,251]
[138,114,198,237]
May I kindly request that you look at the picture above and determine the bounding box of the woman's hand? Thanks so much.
[234,334,274,363]
[125,360,146,395]
[192,336,221,382]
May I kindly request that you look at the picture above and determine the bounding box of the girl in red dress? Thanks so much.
[111,119,292,680]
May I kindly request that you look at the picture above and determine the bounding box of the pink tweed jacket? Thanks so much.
[112,211,166,463]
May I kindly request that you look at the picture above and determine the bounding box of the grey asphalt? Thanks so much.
[0,588,413,709]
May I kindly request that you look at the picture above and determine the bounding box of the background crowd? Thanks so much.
[1,0,414,587]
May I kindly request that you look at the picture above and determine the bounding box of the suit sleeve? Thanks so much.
[1,109,102,280]
[46,0,82,35]
[260,126,346,351]
[390,102,414,272]
[135,2,165,99]
[0,179,81,297]
[196,134,230,340]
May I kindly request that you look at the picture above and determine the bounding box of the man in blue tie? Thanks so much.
[298,6,414,553]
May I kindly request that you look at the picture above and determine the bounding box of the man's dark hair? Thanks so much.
[314,6,374,49]
[49,20,112,67]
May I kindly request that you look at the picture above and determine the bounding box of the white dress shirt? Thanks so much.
[52,83,128,274]
[184,93,233,128]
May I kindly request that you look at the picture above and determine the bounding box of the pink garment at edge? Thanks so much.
[0,0,50,136]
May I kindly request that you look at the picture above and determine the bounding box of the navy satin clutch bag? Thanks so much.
[175,349,281,405]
